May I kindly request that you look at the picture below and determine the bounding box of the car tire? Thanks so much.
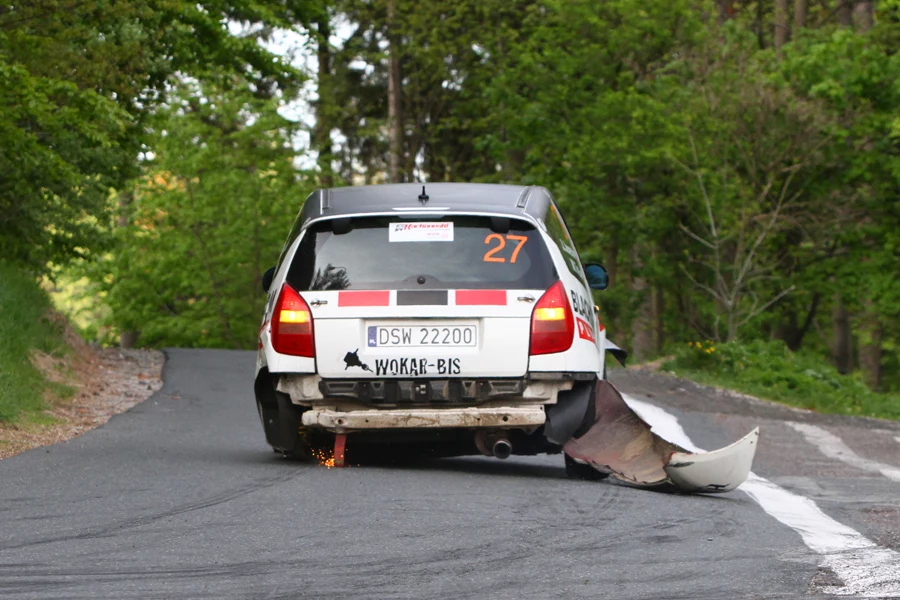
[564,453,610,481]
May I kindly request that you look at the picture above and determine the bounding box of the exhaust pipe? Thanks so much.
[474,431,513,459]
[492,439,512,460]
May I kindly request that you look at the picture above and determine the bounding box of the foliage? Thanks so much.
[0,0,312,270]
[663,339,900,420]
[0,263,71,423]
[0,57,129,269]
[89,83,314,349]
[299,0,900,397]
[461,1,899,391]
[4,0,899,402]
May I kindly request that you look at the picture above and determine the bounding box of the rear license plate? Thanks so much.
[367,324,477,348]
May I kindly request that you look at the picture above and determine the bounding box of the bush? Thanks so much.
[0,263,69,422]
[662,339,900,420]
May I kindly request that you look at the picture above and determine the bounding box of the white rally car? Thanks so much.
[255,183,759,493]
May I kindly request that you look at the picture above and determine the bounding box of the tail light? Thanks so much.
[530,280,575,355]
[271,283,315,357]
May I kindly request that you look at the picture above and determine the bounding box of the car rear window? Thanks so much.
[287,216,557,291]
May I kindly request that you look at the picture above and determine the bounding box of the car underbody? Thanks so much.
[257,368,759,494]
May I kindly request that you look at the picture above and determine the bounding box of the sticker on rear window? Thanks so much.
[389,222,454,242]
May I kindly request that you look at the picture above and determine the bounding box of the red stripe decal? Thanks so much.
[339,291,391,307]
[455,290,507,306]
[576,317,596,342]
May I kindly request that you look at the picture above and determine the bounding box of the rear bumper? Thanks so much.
[276,373,576,405]
[301,406,546,432]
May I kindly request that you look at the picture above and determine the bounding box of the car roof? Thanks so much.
[298,183,553,228]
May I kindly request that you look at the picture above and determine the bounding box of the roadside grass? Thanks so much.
[0,263,72,424]
[661,339,900,421]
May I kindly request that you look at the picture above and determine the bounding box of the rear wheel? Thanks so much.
[564,453,610,481]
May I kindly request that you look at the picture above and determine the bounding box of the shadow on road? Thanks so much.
[372,455,570,480]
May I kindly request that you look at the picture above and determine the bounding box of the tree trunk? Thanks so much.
[775,312,800,350]
[757,0,766,48]
[858,301,882,391]
[776,293,820,351]
[837,1,852,26]
[119,330,139,349]
[630,246,654,362]
[118,191,138,349]
[792,292,820,350]
[775,0,790,50]
[794,0,808,28]
[605,237,619,287]
[313,18,334,187]
[601,237,620,335]
[386,0,403,183]
[718,0,735,23]
[853,1,874,32]
[653,284,665,355]
[832,293,852,375]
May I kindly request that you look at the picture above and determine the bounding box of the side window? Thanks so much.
[275,191,317,270]
[276,214,304,270]
[265,217,304,314]
[544,202,588,287]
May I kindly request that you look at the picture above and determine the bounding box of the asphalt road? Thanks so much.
[1,349,899,599]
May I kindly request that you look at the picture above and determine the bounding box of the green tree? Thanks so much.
[778,20,900,389]
[93,83,314,348]
[0,0,313,270]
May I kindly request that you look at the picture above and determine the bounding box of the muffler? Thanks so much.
[492,439,512,460]
[475,431,513,460]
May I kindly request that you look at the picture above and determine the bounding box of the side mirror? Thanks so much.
[262,266,276,293]
[583,263,608,291]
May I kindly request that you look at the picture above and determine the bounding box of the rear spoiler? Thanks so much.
[605,339,628,367]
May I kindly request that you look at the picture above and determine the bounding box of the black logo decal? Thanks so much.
[343,349,372,372]
[704,483,729,491]
[374,357,461,376]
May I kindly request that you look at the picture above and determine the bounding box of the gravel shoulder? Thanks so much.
[0,328,164,460]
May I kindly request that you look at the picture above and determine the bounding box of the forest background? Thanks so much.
[2,0,899,421]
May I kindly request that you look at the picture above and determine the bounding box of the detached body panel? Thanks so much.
[562,380,758,493]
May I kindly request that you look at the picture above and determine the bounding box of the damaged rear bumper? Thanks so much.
[301,406,546,431]
[558,380,759,494]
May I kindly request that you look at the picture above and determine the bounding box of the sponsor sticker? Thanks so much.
[375,357,462,376]
[389,222,454,242]
[576,317,595,343]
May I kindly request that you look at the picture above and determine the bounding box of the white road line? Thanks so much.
[895,436,900,446]
[622,394,900,598]
[787,422,900,483]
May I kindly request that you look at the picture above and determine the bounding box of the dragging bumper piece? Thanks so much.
[301,406,546,431]
[560,380,758,494]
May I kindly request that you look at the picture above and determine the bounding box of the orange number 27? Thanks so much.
[483,234,528,263]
